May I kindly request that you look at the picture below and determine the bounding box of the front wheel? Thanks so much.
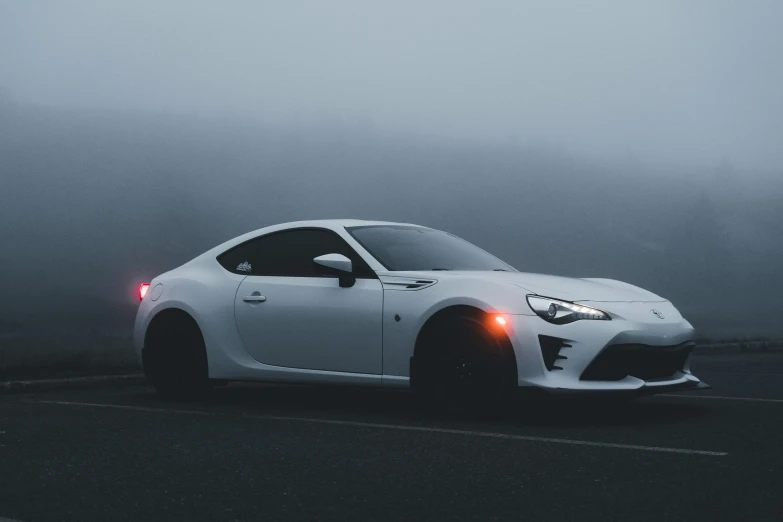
[414,315,517,414]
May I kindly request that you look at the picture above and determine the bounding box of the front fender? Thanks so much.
[380,276,533,379]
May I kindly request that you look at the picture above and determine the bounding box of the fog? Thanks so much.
[1,1,783,369]
[3,1,783,169]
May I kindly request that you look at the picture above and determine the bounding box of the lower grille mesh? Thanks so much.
[580,342,694,381]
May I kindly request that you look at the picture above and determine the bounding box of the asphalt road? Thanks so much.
[1,354,783,522]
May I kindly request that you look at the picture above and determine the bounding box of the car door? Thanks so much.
[233,228,383,374]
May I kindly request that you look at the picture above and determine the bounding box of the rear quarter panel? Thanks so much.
[133,258,247,376]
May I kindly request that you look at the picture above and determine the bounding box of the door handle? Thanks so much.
[243,295,267,303]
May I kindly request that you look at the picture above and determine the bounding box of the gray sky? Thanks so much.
[2,0,782,170]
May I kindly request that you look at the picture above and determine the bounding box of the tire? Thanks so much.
[416,314,516,414]
[143,312,211,400]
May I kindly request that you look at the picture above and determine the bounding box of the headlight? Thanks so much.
[526,295,610,324]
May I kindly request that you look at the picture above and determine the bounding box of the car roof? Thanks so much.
[199,219,426,261]
[265,219,421,228]
[246,219,425,235]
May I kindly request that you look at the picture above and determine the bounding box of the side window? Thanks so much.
[217,240,257,275]
[253,229,375,278]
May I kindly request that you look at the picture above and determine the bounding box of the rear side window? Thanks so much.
[217,240,256,274]
[216,228,375,278]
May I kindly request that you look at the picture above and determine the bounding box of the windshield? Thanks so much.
[346,225,516,272]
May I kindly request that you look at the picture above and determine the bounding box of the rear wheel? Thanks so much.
[143,310,211,400]
[414,311,517,414]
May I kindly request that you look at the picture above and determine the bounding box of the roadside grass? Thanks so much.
[693,338,783,355]
[0,334,138,381]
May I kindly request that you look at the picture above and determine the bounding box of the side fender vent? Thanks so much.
[379,276,437,291]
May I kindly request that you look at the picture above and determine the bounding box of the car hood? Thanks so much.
[496,272,666,303]
[399,271,667,303]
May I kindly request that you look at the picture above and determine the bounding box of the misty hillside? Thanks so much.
[2,101,783,340]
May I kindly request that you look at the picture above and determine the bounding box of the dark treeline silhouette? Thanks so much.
[2,101,782,346]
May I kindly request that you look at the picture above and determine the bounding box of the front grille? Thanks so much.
[580,342,694,381]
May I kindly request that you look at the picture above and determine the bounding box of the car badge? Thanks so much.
[651,309,665,320]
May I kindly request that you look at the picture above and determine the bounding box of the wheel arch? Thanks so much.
[142,306,207,378]
[410,304,518,388]
[139,298,206,343]
[144,307,203,344]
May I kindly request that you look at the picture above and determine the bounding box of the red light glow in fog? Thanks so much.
[139,283,150,301]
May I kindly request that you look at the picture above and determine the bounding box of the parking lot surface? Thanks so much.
[1,353,782,521]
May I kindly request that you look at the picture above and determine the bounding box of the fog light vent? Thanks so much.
[538,335,571,371]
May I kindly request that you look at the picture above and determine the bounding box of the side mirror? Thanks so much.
[313,253,355,288]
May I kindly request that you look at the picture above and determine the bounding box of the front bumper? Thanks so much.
[507,302,706,394]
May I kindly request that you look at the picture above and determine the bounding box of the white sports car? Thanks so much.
[134,220,707,400]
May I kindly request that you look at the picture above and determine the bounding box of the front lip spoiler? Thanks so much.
[521,379,711,398]
[637,379,711,396]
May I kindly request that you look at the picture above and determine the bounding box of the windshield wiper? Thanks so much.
[430,268,451,271]
[493,268,510,271]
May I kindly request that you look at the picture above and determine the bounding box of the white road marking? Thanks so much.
[35,400,211,414]
[33,400,727,457]
[0,517,26,522]
[697,372,783,377]
[661,394,783,403]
